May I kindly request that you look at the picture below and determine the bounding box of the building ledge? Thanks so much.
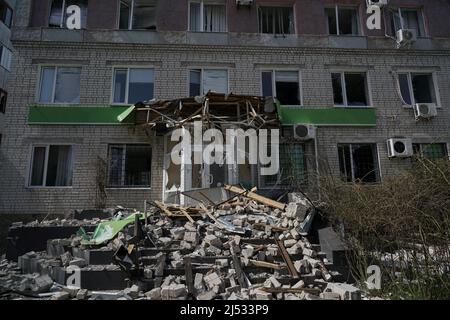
[27,105,135,125]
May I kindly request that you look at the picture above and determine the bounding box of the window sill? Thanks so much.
[27,186,74,190]
[106,187,152,190]
[35,102,82,106]
[333,105,374,109]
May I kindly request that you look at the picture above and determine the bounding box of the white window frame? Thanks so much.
[118,0,157,30]
[188,67,229,96]
[188,0,228,33]
[331,71,372,108]
[28,144,74,188]
[397,71,441,108]
[261,69,303,107]
[37,65,82,104]
[0,45,12,71]
[107,144,152,189]
[391,8,426,37]
[326,5,361,36]
[111,66,155,105]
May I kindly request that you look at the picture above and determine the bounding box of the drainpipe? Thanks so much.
[314,126,321,202]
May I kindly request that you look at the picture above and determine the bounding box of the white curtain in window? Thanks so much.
[55,146,73,186]
[190,2,201,31]
[203,69,228,94]
[204,5,226,32]
[55,67,81,104]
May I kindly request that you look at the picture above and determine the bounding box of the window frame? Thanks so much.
[117,0,158,30]
[0,88,7,114]
[111,66,156,105]
[49,0,88,29]
[390,7,427,38]
[107,144,153,189]
[0,0,13,29]
[326,5,361,36]
[413,143,449,160]
[188,0,228,33]
[257,5,295,35]
[37,65,82,104]
[331,71,372,108]
[337,143,381,183]
[397,71,441,108]
[27,144,75,188]
[260,69,303,107]
[0,45,12,71]
[188,67,229,96]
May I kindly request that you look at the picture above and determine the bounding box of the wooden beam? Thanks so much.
[248,259,283,270]
[179,208,196,224]
[275,238,299,278]
[224,185,286,210]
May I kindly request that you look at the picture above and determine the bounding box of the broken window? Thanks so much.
[39,66,81,104]
[332,72,369,106]
[326,6,359,35]
[108,144,152,187]
[413,143,448,160]
[338,144,380,183]
[29,145,74,187]
[0,45,12,71]
[390,8,425,37]
[189,1,227,32]
[263,143,306,187]
[258,6,294,35]
[0,88,6,114]
[262,70,301,106]
[113,68,155,104]
[49,0,88,29]
[0,0,13,28]
[397,72,438,105]
[119,0,157,30]
[189,69,228,96]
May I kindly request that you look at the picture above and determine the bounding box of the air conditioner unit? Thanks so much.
[366,0,389,7]
[236,0,253,6]
[293,124,316,141]
[414,103,438,120]
[396,29,417,46]
[387,138,413,158]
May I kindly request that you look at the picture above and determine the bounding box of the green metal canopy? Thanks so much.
[276,103,377,127]
[28,105,136,125]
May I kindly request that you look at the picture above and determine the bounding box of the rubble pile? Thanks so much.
[0,187,367,300]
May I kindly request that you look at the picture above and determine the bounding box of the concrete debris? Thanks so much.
[0,192,377,301]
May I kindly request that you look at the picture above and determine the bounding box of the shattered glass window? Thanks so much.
[338,144,380,183]
[108,145,152,187]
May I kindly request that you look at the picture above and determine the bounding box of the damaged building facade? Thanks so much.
[0,0,450,215]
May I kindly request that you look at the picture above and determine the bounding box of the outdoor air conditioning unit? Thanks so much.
[387,138,413,158]
[366,0,389,8]
[236,0,253,6]
[396,29,417,46]
[414,103,438,120]
[293,124,316,141]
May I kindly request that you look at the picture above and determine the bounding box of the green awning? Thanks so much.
[28,105,136,125]
[276,103,377,127]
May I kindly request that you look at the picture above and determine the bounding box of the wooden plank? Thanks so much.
[179,208,196,224]
[260,287,321,295]
[248,259,283,270]
[199,204,221,225]
[275,238,299,278]
[154,201,176,217]
[232,253,248,289]
[224,185,286,210]
[184,256,194,295]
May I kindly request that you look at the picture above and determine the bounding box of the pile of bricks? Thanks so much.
[0,190,367,300]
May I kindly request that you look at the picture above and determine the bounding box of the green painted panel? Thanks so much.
[28,105,135,125]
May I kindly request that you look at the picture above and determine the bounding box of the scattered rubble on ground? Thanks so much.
[0,186,379,300]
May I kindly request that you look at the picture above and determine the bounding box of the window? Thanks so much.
[390,8,425,37]
[39,67,81,104]
[413,143,448,160]
[332,72,369,107]
[0,89,6,113]
[262,70,301,106]
[113,68,154,104]
[326,6,359,35]
[258,6,294,35]
[0,0,13,28]
[29,145,74,187]
[108,144,152,187]
[119,0,157,30]
[397,72,438,106]
[189,69,228,96]
[263,143,306,187]
[49,0,88,28]
[338,144,380,183]
[0,46,12,71]
[189,1,227,32]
